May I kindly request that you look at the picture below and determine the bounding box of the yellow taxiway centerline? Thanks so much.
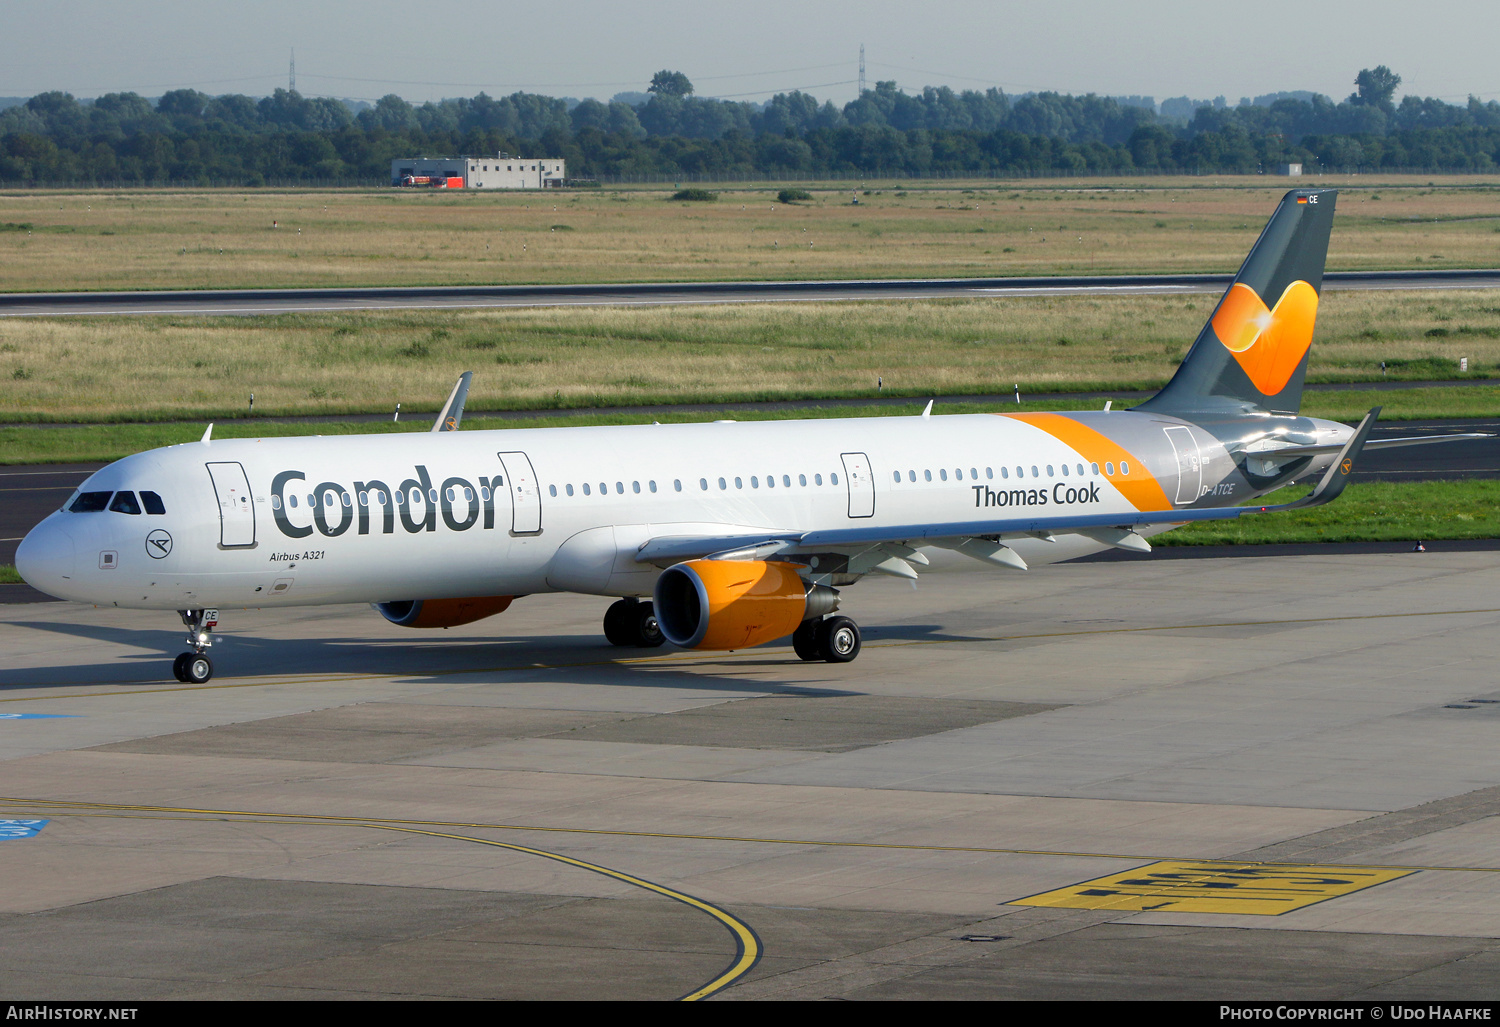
[3,797,1496,876]
[0,805,760,1001]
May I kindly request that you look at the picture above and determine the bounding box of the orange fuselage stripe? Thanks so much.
[999,412,1174,512]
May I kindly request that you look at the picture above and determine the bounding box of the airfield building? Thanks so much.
[391,154,566,189]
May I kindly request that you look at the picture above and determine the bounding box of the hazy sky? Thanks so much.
[4,1,1496,107]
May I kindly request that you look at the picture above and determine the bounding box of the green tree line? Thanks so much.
[3,67,1499,184]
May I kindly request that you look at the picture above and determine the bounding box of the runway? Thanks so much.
[3,552,1500,998]
[1,268,1499,317]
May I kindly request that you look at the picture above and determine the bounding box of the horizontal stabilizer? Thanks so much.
[1258,432,1489,459]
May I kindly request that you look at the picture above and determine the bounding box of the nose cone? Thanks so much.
[15,518,76,598]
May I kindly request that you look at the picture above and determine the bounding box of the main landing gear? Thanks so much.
[792,615,862,664]
[172,608,218,683]
[603,598,665,648]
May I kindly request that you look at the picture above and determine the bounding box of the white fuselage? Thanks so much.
[17,409,1323,612]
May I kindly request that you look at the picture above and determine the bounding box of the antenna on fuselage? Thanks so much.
[432,372,473,432]
[200,423,213,444]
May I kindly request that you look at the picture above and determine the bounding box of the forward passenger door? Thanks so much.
[206,462,256,548]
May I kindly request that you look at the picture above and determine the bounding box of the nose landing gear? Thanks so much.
[172,608,218,683]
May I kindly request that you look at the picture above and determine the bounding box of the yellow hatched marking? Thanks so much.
[1011,860,1416,916]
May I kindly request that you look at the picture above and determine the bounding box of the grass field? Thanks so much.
[1,175,1499,293]
[2,289,1498,424]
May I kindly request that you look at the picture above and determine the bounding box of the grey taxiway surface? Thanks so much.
[3,551,1500,999]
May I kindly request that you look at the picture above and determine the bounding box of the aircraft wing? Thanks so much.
[636,409,1381,574]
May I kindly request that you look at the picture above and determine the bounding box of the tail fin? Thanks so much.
[1137,189,1337,417]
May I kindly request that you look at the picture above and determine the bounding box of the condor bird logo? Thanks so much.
[145,529,173,559]
[1209,280,1319,396]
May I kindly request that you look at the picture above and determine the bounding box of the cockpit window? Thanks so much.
[108,491,142,515]
[141,491,166,515]
[69,491,113,512]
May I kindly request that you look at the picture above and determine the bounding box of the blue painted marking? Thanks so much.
[0,819,48,839]
[0,714,80,720]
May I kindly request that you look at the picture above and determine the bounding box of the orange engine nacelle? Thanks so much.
[653,560,807,650]
[375,595,514,629]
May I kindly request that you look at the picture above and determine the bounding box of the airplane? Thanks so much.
[15,189,1487,684]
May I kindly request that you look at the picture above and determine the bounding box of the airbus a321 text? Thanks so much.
[16,191,1485,683]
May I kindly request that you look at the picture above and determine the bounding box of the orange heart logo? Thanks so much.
[1209,280,1319,396]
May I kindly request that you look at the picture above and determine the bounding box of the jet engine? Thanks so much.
[374,595,514,628]
[653,560,836,650]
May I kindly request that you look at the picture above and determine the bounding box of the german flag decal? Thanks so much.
[1209,280,1319,395]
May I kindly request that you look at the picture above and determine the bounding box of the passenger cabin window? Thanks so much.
[548,485,557,497]
[1001,467,1009,479]
[583,483,591,495]
[1121,462,1131,475]
[566,484,574,496]
[109,491,141,514]
[831,473,839,485]
[799,474,807,486]
[674,480,682,492]
[141,491,166,514]
[940,469,948,481]
[782,475,791,487]
[924,470,932,482]
[815,474,823,485]
[69,491,113,513]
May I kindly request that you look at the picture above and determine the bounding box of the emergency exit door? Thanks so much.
[206,462,257,548]
[841,452,875,518]
[497,451,542,534]
[1163,426,1202,505]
